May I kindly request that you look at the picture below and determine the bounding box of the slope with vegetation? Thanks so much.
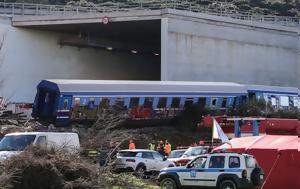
[5,0,300,17]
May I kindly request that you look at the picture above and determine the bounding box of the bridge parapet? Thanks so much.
[0,2,299,28]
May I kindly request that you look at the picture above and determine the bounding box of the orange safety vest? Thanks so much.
[129,142,136,150]
[164,144,171,155]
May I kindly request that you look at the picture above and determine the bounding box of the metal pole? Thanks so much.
[252,120,259,136]
[234,120,241,138]
[12,3,14,16]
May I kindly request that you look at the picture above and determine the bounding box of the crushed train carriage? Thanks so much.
[32,80,300,126]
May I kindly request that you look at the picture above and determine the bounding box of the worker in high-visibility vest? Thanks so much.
[164,141,171,156]
[148,142,155,151]
[87,149,99,157]
[129,139,136,150]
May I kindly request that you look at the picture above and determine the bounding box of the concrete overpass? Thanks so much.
[0,3,299,102]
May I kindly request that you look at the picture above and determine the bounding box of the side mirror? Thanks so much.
[163,157,167,161]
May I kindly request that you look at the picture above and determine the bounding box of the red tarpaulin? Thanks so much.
[214,135,300,189]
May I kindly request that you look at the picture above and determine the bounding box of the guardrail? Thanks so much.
[0,1,299,28]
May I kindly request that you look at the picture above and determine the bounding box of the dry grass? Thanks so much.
[0,146,158,189]
[0,146,100,189]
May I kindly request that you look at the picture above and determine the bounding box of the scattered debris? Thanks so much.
[0,146,158,189]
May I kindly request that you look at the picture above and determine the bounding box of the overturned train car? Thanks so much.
[32,80,299,126]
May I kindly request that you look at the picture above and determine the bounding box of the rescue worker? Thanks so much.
[99,142,109,167]
[148,141,155,151]
[128,139,136,150]
[164,141,171,156]
[157,140,165,156]
[87,149,99,164]
[199,140,205,145]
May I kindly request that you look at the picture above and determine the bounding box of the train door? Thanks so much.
[56,96,72,126]
[37,90,56,119]
[61,96,72,110]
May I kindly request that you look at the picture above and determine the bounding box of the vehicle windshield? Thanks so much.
[0,135,36,151]
[168,150,185,158]
[183,147,207,157]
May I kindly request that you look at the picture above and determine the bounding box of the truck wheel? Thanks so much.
[135,165,146,179]
[160,177,177,189]
[219,180,237,189]
[251,167,264,186]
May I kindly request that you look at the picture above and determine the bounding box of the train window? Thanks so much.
[144,97,153,108]
[171,98,180,108]
[100,98,109,108]
[221,98,227,108]
[271,97,277,106]
[88,98,95,109]
[74,97,80,107]
[249,93,256,101]
[115,97,124,107]
[157,97,167,108]
[211,98,218,107]
[63,99,68,109]
[198,98,206,108]
[129,98,139,108]
[293,97,299,108]
[184,98,194,108]
[280,96,289,107]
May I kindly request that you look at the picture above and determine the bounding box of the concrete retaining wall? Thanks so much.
[2,9,300,103]
[0,18,160,102]
[162,10,300,88]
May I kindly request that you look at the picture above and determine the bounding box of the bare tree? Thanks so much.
[0,33,4,90]
[0,32,6,108]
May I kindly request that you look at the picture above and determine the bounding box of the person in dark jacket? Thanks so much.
[157,140,165,156]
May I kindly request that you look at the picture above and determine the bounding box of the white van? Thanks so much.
[0,132,80,161]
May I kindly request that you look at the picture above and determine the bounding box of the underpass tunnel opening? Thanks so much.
[26,19,161,81]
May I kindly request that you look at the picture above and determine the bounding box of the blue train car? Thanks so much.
[32,80,248,126]
[246,85,299,109]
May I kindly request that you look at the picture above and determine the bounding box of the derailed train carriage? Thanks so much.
[32,80,300,126]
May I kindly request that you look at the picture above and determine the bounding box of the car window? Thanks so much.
[229,156,240,168]
[36,136,47,148]
[142,152,154,159]
[153,152,164,161]
[189,156,207,169]
[209,156,225,168]
[245,156,257,168]
[0,135,36,151]
[118,151,138,157]
[192,148,207,156]
[168,150,185,158]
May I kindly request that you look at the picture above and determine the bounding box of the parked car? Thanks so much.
[112,149,175,177]
[158,152,264,189]
[167,149,186,162]
[0,132,80,161]
[174,146,209,166]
